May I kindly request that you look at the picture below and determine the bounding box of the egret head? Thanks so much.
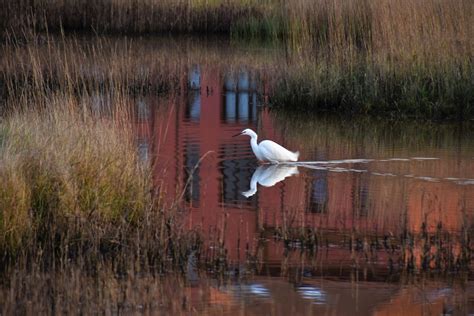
[232,128,257,139]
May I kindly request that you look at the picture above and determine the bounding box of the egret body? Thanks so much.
[233,128,299,163]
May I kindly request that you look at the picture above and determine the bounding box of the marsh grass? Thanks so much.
[0,33,181,101]
[3,0,470,57]
[267,0,473,118]
[0,93,204,276]
[1,0,266,36]
[2,0,473,119]
[2,0,472,119]
[271,59,473,119]
[0,33,280,105]
[0,95,141,248]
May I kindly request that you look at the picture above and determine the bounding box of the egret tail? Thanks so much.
[293,151,300,161]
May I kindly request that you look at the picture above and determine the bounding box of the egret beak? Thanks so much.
[232,132,242,137]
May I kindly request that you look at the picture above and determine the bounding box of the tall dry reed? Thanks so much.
[0,95,145,248]
[0,93,202,274]
[2,0,472,119]
[0,0,267,36]
[270,0,473,118]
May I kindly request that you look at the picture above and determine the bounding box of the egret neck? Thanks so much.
[247,130,264,161]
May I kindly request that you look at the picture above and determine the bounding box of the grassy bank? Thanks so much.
[1,0,472,119]
[270,58,473,120]
[0,0,268,36]
[2,0,471,55]
[0,96,202,271]
[266,0,473,119]
[0,34,183,100]
[265,0,472,118]
[0,34,278,104]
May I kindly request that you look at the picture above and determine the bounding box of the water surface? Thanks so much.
[131,64,474,274]
[131,67,474,310]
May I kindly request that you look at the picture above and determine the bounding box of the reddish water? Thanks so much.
[181,278,473,315]
[127,65,474,314]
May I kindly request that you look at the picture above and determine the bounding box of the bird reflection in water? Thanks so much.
[241,164,299,198]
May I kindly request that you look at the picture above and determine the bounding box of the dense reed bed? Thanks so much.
[0,94,204,274]
[2,0,473,119]
[270,51,473,119]
[259,0,472,118]
[4,0,470,50]
[0,35,180,101]
[0,0,277,37]
[2,0,471,61]
[0,33,277,104]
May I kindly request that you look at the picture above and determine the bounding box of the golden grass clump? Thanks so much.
[0,95,152,253]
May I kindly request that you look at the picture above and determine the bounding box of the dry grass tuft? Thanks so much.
[0,95,152,253]
[0,93,204,274]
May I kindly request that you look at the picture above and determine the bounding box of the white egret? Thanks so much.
[233,128,299,163]
[242,164,299,197]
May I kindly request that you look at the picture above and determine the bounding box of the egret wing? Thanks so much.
[259,140,299,162]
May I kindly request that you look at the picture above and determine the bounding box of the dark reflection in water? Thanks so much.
[220,150,256,207]
[126,66,474,313]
